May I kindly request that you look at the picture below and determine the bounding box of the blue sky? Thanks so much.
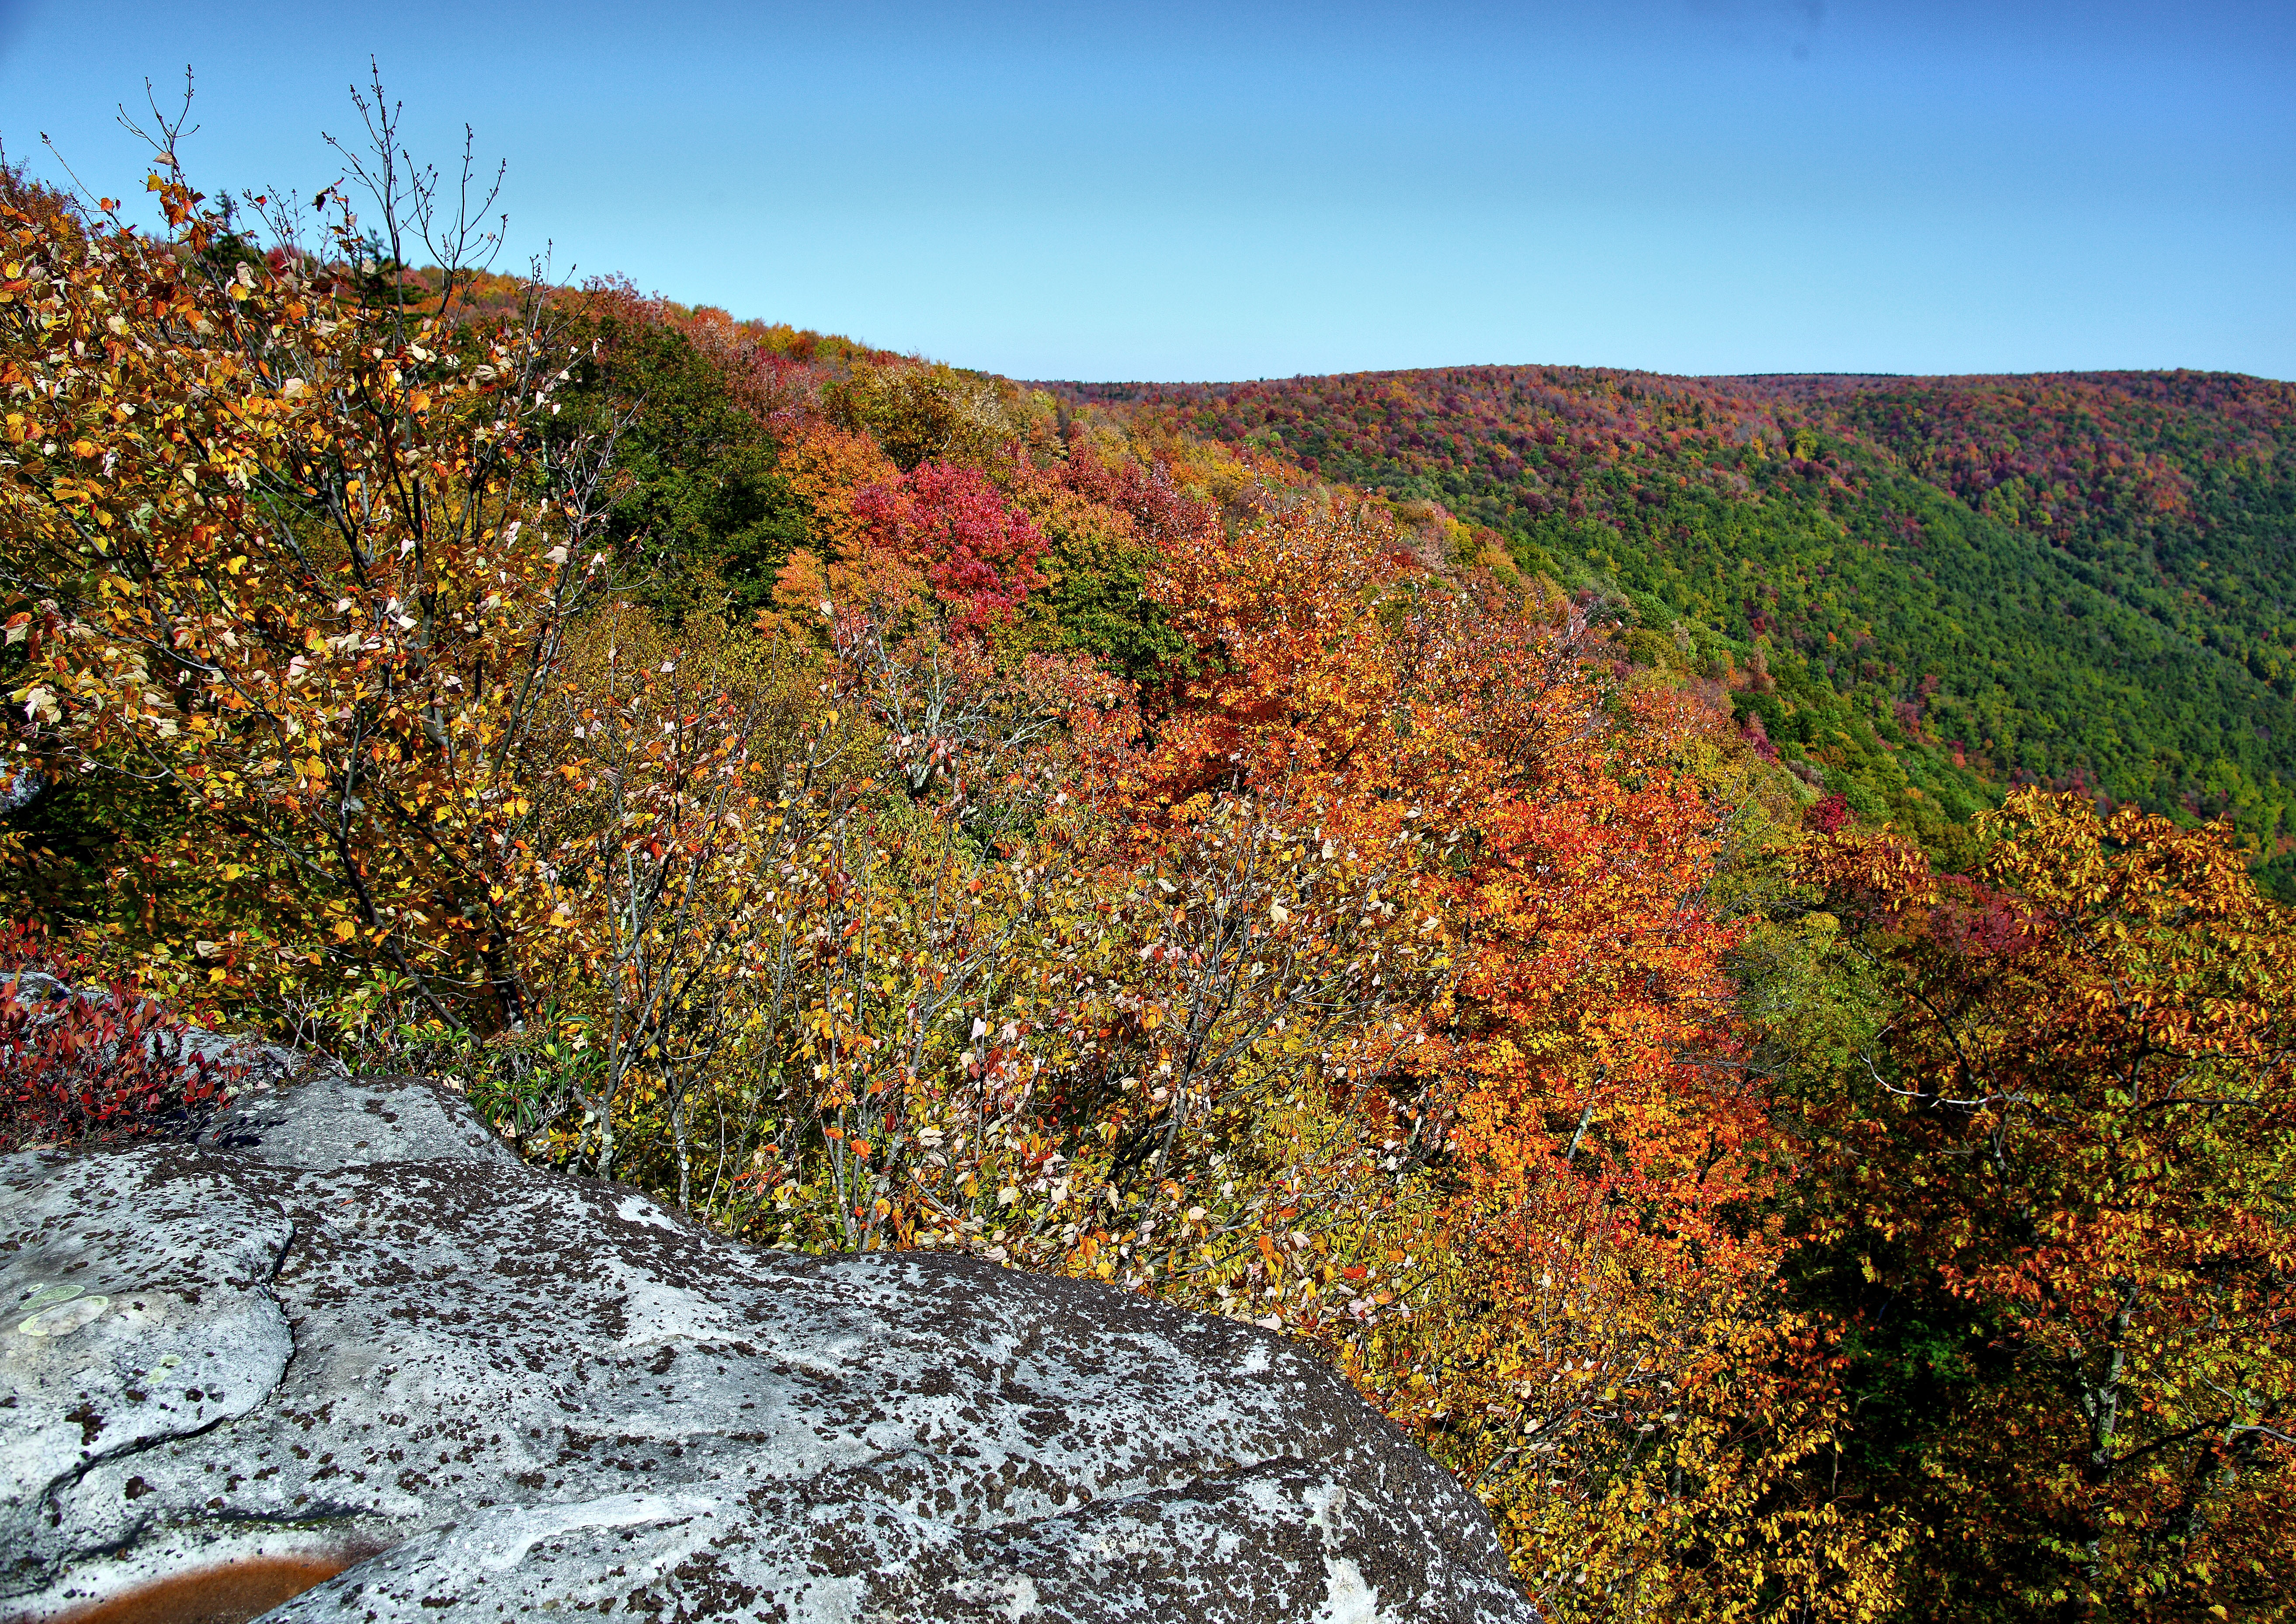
[2,0,2288,380]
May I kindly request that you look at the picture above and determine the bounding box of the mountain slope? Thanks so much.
[1049,368,2296,893]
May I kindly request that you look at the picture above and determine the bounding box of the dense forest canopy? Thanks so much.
[1046,367,2296,896]
[1,102,2290,1624]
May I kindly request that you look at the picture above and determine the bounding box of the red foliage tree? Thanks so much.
[852,461,1048,634]
[1804,792,1851,833]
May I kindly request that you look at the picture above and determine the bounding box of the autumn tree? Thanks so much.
[1,97,606,1027]
[823,356,1026,473]
[1794,793,2296,1621]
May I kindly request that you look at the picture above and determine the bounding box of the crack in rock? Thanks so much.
[3,1145,297,1592]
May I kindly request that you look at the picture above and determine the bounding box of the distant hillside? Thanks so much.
[1045,368,2296,894]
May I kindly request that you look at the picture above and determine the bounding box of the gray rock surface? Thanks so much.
[197,1070,519,1169]
[1,1072,1537,1623]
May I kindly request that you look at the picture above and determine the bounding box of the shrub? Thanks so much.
[0,937,243,1150]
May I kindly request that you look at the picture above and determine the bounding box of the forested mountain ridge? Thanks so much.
[1048,367,2296,894]
[1747,369,2296,683]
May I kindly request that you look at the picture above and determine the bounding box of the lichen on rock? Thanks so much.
[2,1073,1536,1623]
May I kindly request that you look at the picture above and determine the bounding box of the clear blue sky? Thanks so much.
[2,0,2288,381]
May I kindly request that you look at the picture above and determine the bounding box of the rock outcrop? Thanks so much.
[2,1071,1537,1622]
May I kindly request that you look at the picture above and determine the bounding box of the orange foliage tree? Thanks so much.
[1106,497,1899,1617]
[1795,793,2296,1620]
